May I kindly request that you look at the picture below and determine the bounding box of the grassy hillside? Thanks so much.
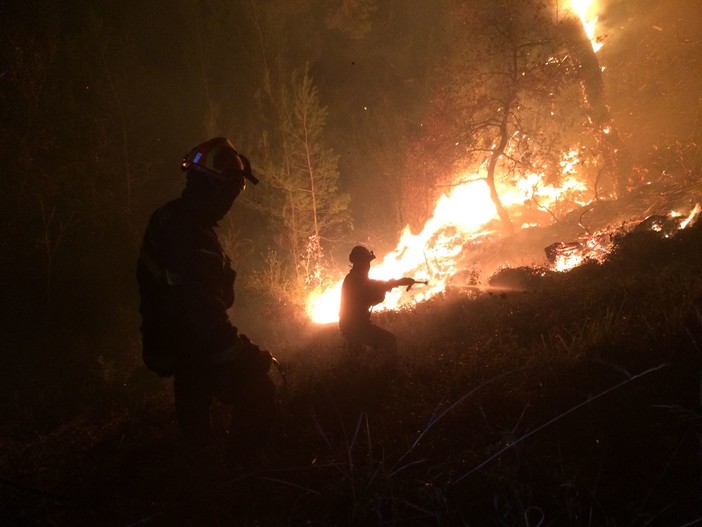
[3,221,702,526]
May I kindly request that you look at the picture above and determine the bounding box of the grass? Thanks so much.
[3,221,702,525]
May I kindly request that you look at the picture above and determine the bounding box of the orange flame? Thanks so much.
[566,0,602,52]
[307,155,593,324]
[549,204,702,273]
[307,163,701,324]
[307,176,497,324]
[303,3,702,324]
[680,204,701,229]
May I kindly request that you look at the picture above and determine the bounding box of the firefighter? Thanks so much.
[137,137,275,463]
[338,245,415,366]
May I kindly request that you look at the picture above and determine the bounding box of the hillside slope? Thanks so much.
[2,219,702,526]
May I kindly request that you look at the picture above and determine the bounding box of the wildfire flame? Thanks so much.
[566,0,603,52]
[307,155,594,324]
[307,147,701,324]
[548,204,702,272]
[681,204,701,229]
[303,0,697,325]
[306,177,497,324]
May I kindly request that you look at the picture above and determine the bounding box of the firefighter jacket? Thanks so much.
[339,267,394,334]
[137,197,237,376]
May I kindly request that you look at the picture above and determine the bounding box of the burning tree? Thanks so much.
[557,2,631,198]
[411,0,618,235]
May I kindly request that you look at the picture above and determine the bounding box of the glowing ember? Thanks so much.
[545,205,702,272]
[546,241,585,271]
[678,203,700,229]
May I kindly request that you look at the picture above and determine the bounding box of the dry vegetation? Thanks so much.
[3,220,702,526]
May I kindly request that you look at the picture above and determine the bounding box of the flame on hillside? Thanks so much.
[546,204,701,271]
[306,152,595,324]
[307,164,700,324]
[303,0,697,325]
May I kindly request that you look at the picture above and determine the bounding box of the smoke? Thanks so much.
[599,0,702,156]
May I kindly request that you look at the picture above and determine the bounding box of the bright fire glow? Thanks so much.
[679,204,701,229]
[307,150,701,324]
[307,176,497,324]
[307,154,595,324]
[303,2,700,325]
[566,0,603,52]
[550,205,702,272]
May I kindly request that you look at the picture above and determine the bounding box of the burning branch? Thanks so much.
[559,3,632,197]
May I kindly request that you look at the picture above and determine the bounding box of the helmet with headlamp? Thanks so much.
[181,137,259,187]
[349,245,376,265]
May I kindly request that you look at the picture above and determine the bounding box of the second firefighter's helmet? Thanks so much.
[349,245,376,264]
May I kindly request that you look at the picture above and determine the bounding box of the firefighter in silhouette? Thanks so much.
[339,245,416,365]
[137,137,275,462]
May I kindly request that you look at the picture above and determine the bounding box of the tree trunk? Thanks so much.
[486,111,515,236]
[560,18,631,198]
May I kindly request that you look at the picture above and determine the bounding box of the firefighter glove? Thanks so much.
[237,334,273,375]
[212,334,272,375]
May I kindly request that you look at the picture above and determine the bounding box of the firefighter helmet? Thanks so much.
[349,245,376,264]
[181,137,259,185]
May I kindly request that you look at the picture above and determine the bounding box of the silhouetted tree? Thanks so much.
[257,66,350,290]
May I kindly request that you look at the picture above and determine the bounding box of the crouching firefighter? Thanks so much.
[137,137,275,463]
[339,245,418,368]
